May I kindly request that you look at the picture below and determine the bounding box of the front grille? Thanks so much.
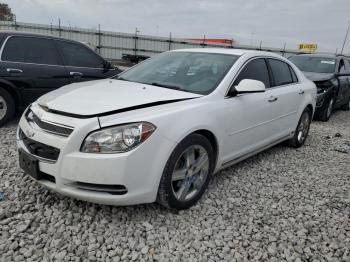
[70,182,128,195]
[20,129,60,162]
[25,110,73,137]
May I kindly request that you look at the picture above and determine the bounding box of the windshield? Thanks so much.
[114,52,239,95]
[289,56,336,74]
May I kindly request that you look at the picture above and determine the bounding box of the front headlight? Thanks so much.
[81,122,156,153]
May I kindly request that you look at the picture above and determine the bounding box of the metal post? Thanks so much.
[98,24,101,54]
[169,32,172,50]
[14,15,17,30]
[341,22,350,54]
[259,40,262,50]
[134,28,139,56]
[282,42,286,56]
[58,18,61,37]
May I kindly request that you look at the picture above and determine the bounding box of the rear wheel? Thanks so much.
[0,88,15,127]
[287,107,312,148]
[157,134,215,210]
[319,97,334,122]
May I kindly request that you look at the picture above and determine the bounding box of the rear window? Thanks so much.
[268,59,294,86]
[2,36,59,65]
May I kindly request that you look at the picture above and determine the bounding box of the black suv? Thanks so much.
[289,54,350,121]
[0,31,121,126]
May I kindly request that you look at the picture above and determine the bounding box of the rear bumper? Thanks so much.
[17,104,175,206]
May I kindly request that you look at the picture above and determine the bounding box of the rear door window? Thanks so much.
[234,58,270,88]
[268,59,294,86]
[289,66,298,83]
[2,36,59,65]
[57,40,104,68]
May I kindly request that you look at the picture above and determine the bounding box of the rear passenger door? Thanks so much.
[0,36,70,106]
[267,58,302,135]
[55,40,117,83]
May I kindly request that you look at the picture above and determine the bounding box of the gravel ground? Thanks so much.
[0,110,349,262]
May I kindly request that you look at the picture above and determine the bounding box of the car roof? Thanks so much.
[171,48,283,58]
[0,30,71,41]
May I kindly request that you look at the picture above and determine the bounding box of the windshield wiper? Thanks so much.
[149,82,183,91]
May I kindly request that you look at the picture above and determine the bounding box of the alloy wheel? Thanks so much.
[171,145,209,201]
[297,111,310,143]
[0,95,7,121]
[326,98,334,119]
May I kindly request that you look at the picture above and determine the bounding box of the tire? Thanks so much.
[341,96,350,111]
[0,88,15,127]
[287,107,312,148]
[319,97,334,122]
[157,133,215,210]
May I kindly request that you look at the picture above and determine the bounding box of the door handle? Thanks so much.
[268,96,278,102]
[299,90,305,95]
[7,68,23,74]
[70,72,83,77]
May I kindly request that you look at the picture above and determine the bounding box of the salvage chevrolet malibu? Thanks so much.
[17,49,316,209]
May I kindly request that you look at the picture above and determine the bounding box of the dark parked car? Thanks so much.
[0,31,121,126]
[289,54,350,121]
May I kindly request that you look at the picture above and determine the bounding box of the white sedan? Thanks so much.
[17,49,316,209]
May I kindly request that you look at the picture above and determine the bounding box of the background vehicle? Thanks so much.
[17,49,316,210]
[0,31,121,126]
[289,54,350,121]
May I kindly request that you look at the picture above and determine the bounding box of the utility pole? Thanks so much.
[341,22,350,54]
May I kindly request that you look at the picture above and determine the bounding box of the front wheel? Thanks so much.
[157,134,215,210]
[287,107,312,148]
[319,97,334,122]
[0,88,15,127]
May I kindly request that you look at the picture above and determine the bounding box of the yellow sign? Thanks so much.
[298,43,317,51]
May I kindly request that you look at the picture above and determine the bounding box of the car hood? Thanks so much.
[37,79,202,117]
[302,72,335,82]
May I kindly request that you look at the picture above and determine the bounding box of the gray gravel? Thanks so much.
[0,110,349,261]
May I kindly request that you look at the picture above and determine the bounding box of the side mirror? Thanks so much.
[228,79,266,97]
[335,71,350,77]
[103,61,113,71]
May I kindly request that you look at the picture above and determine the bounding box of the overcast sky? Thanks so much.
[3,0,350,53]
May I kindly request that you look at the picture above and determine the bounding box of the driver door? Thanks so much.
[336,59,350,107]
[221,58,282,163]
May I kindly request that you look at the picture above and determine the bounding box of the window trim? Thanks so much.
[225,56,300,97]
[0,35,63,66]
[0,35,115,71]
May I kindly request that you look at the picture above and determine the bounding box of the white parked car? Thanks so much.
[17,49,316,209]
